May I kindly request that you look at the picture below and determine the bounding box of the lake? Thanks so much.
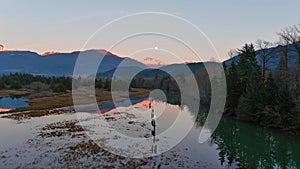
[0,96,29,112]
[0,98,299,168]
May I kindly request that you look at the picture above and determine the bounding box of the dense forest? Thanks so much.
[0,73,72,93]
[223,23,300,131]
[224,43,299,131]
[0,73,113,94]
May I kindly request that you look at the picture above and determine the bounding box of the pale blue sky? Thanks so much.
[1,0,300,62]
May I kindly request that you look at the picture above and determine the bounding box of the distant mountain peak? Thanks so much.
[42,51,60,56]
[143,57,166,68]
[94,49,114,56]
[40,49,114,57]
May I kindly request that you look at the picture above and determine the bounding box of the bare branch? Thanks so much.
[228,48,238,58]
[294,23,300,34]
[277,25,299,44]
[255,39,275,81]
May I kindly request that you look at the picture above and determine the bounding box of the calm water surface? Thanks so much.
[0,98,299,168]
[0,96,28,108]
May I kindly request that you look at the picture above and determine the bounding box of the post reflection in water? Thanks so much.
[151,125,157,154]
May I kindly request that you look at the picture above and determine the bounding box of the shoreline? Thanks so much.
[1,88,299,138]
[0,88,150,120]
[223,115,300,137]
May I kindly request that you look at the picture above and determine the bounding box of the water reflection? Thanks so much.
[208,118,300,169]
[1,93,299,168]
[0,96,29,109]
[155,92,300,168]
[151,123,157,154]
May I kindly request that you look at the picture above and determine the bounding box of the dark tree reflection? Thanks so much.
[206,117,300,169]
[152,90,300,169]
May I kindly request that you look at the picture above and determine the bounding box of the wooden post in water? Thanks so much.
[149,98,157,154]
[150,99,156,127]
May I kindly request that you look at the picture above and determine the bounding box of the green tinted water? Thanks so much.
[210,117,300,168]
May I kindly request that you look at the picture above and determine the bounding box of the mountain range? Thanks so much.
[224,44,299,69]
[98,44,299,78]
[0,43,298,78]
[0,49,147,76]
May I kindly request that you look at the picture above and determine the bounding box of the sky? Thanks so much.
[1,0,300,63]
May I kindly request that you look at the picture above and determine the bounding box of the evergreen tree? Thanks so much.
[95,78,102,88]
[225,62,241,116]
[277,83,296,127]
[258,73,281,126]
[264,73,278,109]
[236,44,264,121]
[237,44,260,92]
[237,71,264,122]
[9,80,22,89]
[104,78,111,90]
[0,78,6,89]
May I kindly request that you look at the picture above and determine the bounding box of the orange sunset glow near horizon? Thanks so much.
[2,1,300,64]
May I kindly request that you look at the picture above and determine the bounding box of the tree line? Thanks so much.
[0,73,72,93]
[224,22,300,130]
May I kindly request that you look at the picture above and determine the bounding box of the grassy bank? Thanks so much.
[1,88,150,119]
[0,89,32,98]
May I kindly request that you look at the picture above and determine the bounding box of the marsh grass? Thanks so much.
[1,88,150,119]
[0,89,32,97]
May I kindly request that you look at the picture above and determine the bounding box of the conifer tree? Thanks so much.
[225,62,241,116]
[277,83,296,126]
[264,73,278,109]
[236,44,263,121]
[237,44,260,92]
